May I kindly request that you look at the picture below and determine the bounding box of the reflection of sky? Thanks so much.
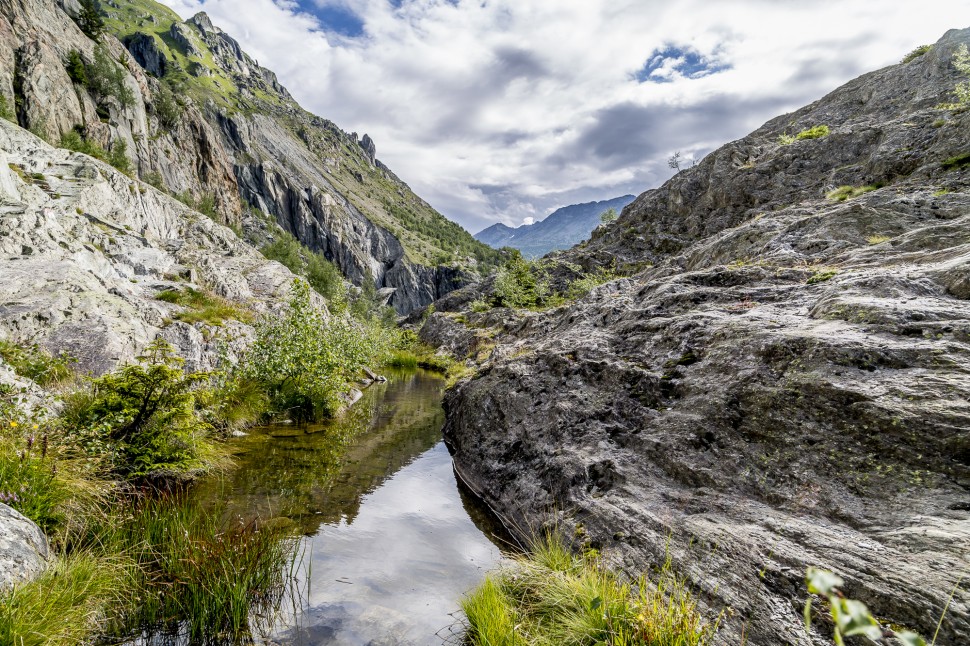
[273,443,504,645]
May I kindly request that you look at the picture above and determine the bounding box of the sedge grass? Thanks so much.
[461,534,718,646]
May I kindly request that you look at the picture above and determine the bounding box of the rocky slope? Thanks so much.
[0,116,294,375]
[0,0,498,313]
[432,29,970,645]
[475,194,636,258]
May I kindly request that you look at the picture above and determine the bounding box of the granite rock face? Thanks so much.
[0,118,295,375]
[436,28,970,645]
[0,0,486,314]
[0,503,49,591]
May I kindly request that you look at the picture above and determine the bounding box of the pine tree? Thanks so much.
[77,0,105,40]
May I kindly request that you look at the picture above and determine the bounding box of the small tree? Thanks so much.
[599,207,618,225]
[154,82,183,130]
[65,50,87,86]
[77,0,105,40]
[87,45,135,109]
[667,151,682,171]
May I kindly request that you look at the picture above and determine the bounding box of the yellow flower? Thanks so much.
[9,421,17,428]
[32,424,38,430]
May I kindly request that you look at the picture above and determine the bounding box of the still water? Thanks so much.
[190,369,508,645]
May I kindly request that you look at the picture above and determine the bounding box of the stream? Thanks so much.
[173,369,508,644]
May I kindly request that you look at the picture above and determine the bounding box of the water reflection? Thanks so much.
[188,369,508,645]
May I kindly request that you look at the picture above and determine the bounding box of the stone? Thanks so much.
[0,503,49,591]
[124,32,167,78]
[432,26,970,646]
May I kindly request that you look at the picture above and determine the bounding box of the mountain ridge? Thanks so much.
[474,194,636,257]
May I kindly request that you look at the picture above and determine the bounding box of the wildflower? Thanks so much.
[9,421,17,428]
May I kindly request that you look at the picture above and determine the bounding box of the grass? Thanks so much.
[807,269,840,284]
[155,287,253,326]
[941,152,970,170]
[826,185,878,201]
[0,553,129,646]
[796,125,830,140]
[0,339,75,387]
[867,235,891,245]
[462,534,718,646]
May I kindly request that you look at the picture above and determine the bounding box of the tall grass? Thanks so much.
[462,535,718,646]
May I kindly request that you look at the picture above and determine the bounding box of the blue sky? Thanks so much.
[165,0,966,233]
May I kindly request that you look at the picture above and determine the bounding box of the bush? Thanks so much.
[0,94,12,121]
[75,0,105,40]
[65,50,87,86]
[796,124,830,140]
[87,45,134,109]
[901,44,931,64]
[492,253,549,309]
[243,280,393,421]
[106,139,131,175]
[62,338,214,479]
[153,82,182,130]
[0,429,67,534]
[261,231,347,309]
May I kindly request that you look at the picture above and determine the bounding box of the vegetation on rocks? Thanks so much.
[462,535,718,646]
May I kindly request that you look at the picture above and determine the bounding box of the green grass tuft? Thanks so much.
[155,287,252,326]
[796,125,830,140]
[901,44,931,64]
[942,152,970,170]
[462,534,719,646]
[826,185,878,201]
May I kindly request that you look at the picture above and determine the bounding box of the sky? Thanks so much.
[161,0,967,233]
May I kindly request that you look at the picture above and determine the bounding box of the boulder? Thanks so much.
[0,503,49,591]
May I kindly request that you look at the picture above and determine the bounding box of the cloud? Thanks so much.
[160,0,966,231]
[521,217,535,226]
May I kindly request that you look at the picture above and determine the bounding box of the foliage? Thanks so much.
[141,170,165,192]
[0,425,68,534]
[826,184,878,201]
[796,125,830,140]
[243,280,393,421]
[0,554,128,646]
[65,50,87,86]
[261,230,347,310]
[777,133,797,146]
[87,45,134,109]
[902,44,931,64]
[667,151,683,171]
[566,265,618,300]
[804,567,926,646]
[62,338,213,479]
[0,340,75,387]
[866,235,891,245]
[463,534,718,646]
[600,207,619,224]
[942,152,970,170]
[107,139,131,175]
[76,0,106,40]
[153,81,183,130]
[953,44,970,108]
[492,252,551,309]
[807,268,839,284]
[0,94,12,121]
[156,286,252,326]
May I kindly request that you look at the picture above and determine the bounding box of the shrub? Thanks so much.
[87,45,134,109]
[153,82,182,130]
[796,124,830,140]
[75,0,105,40]
[952,44,970,107]
[566,265,617,300]
[106,139,131,175]
[778,133,797,146]
[492,253,549,309]
[65,50,87,86]
[0,429,67,534]
[0,94,12,121]
[599,207,618,224]
[261,231,347,308]
[901,44,931,64]
[62,338,214,479]
[243,280,393,421]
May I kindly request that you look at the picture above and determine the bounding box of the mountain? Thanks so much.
[0,0,501,313]
[474,195,636,257]
[422,28,970,645]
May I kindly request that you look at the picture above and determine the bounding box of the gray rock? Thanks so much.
[0,503,49,591]
[124,32,167,78]
[437,27,970,646]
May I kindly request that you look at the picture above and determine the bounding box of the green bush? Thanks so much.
[901,44,931,64]
[0,94,12,121]
[952,44,970,107]
[261,231,347,309]
[243,280,394,421]
[65,50,87,86]
[566,265,617,300]
[60,130,132,175]
[106,139,131,175]
[62,338,214,479]
[153,82,183,130]
[0,430,67,534]
[492,253,550,309]
[87,45,134,109]
[75,0,105,40]
[796,124,830,140]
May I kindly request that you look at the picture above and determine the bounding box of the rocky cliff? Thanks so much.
[0,0,498,314]
[475,194,636,258]
[433,28,970,645]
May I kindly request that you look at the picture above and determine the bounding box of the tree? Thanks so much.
[667,151,682,171]
[599,207,618,224]
[77,0,105,40]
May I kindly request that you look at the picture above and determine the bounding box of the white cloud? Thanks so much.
[162,0,966,231]
[521,217,535,226]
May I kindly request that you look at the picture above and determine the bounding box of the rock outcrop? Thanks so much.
[0,503,49,591]
[0,117,294,375]
[435,28,970,645]
[0,0,496,314]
